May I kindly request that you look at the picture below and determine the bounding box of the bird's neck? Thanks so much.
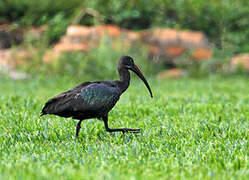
[118,67,130,93]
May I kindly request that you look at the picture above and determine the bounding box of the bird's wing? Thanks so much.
[41,82,120,118]
[41,82,92,116]
[80,83,120,112]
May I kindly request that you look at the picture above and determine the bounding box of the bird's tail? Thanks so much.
[40,108,47,117]
[40,112,45,117]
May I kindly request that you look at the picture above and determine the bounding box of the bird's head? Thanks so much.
[119,55,153,98]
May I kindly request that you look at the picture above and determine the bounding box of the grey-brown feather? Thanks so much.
[41,82,91,116]
[41,81,121,120]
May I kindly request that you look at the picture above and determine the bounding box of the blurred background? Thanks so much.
[0,0,249,80]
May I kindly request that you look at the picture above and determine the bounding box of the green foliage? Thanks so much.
[1,0,249,52]
[17,37,160,80]
[167,0,249,52]
[0,0,82,25]
[0,76,249,179]
[84,0,166,29]
[44,13,70,44]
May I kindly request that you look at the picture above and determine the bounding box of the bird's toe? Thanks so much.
[122,128,140,133]
[131,128,140,133]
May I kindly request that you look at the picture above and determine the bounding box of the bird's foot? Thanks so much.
[122,128,140,134]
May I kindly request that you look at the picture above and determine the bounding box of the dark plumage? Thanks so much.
[41,55,153,137]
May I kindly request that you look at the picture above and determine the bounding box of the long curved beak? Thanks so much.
[130,64,153,98]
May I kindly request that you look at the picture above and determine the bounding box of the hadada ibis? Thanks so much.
[41,55,153,137]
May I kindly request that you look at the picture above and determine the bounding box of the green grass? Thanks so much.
[0,75,248,179]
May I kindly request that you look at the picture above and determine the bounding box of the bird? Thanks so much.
[41,55,153,138]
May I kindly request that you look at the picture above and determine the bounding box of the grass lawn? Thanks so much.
[0,75,248,179]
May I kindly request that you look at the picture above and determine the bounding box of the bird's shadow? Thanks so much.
[75,128,142,144]
[38,119,142,144]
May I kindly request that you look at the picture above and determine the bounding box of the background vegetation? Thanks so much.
[1,0,248,79]
[1,0,249,52]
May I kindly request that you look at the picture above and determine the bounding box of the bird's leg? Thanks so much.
[75,120,83,138]
[102,115,140,133]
